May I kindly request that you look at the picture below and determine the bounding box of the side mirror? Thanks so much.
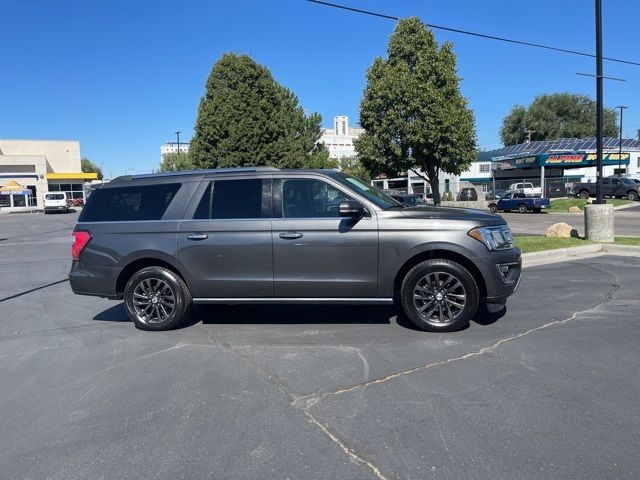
[339,200,365,217]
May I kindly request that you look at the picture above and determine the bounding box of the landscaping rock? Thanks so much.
[546,222,578,238]
[568,206,582,213]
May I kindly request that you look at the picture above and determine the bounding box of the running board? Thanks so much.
[192,297,394,305]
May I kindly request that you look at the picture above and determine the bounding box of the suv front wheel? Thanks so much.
[124,266,192,331]
[400,259,479,332]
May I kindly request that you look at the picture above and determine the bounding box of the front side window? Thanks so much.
[194,179,264,219]
[282,179,352,218]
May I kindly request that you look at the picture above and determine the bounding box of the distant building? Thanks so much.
[0,139,96,209]
[160,141,190,161]
[319,116,365,159]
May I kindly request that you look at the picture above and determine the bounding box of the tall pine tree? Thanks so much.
[190,53,328,169]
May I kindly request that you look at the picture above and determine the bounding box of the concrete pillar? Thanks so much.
[584,203,614,242]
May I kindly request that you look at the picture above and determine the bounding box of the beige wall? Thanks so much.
[0,139,81,172]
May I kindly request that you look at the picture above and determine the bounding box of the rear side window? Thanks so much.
[193,179,264,219]
[79,183,181,222]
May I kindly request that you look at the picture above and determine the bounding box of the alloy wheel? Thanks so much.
[413,271,466,323]
[132,278,176,324]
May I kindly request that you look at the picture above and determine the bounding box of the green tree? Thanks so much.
[338,156,371,182]
[159,152,193,172]
[500,93,618,146]
[81,157,103,180]
[355,18,476,205]
[189,53,330,169]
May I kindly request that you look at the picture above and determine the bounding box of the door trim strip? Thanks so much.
[192,297,393,305]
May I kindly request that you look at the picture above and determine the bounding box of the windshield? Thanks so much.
[332,172,402,209]
[404,195,423,206]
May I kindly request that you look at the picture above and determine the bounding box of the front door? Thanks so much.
[272,176,378,298]
[177,177,273,298]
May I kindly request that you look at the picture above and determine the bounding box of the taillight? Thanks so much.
[72,230,92,261]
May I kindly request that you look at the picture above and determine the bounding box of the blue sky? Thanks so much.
[1,0,639,176]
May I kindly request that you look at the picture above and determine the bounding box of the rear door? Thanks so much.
[271,175,378,298]
[177,176,273,299]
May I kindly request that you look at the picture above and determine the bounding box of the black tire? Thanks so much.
[124,266,192,331]
[579,190,590,199]
[518,203,527,214]
[627,190,639,201]
[489,204,498,213]
[400,259,479,332]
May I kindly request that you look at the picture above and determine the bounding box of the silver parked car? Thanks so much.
[69,168,521,332]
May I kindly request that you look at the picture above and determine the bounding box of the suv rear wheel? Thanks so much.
[627,190,639,201]
[400,259,479,332]
[124,266,192,331]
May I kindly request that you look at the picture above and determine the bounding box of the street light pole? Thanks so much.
[594,0,604,204]
[616,105,627,177]
[175,131,181,160]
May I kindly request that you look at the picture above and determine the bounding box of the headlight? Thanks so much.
[468,225,514,251]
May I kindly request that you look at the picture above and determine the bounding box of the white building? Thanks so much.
[319,116,365,159]
[0,139,96,210]
[160,141,190,161]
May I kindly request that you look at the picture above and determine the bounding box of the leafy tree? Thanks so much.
[637,128,640,140]
[355,18,476,205]
[81,157,103,180]
[190,53,330,169]
[159,152,193,172]
[500,93,618,146]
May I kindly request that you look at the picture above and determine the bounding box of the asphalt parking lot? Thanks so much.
[501,202,640,236]
[2,211,640,479]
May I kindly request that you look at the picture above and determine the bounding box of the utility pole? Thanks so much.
[175,131,181,160]
[594,0,604,204]
[616,106,627,177]
[525,130,535,143]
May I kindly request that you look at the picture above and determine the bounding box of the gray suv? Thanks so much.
[70,168,521,332]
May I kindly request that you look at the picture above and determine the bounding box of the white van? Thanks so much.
[44,192,69,214]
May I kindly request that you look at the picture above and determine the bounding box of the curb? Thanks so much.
[522,243,640,267]
[545,201,638,214]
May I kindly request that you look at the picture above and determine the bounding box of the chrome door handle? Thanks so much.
[279,232,303,240]
[186,233,208,241]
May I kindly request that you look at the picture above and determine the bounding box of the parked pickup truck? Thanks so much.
[572,177,640,201]
[508,182,542,197]
[489,191,550,213]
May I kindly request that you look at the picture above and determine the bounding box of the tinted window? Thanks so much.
[79,183,181,222]
[282,179,352,218]
[193,183,212,219]
[45,193,65,200]
[211,179,263,219]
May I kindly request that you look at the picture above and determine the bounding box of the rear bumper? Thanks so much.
[69,261,120,299]
[45,205,68,212]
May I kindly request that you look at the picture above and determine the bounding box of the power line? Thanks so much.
[308,0,640,67]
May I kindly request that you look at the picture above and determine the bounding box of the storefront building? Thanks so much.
[0,139,97,210]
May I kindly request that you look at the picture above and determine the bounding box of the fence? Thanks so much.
[376,176,593,201]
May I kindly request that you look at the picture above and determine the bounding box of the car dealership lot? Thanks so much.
[2,212,640,479]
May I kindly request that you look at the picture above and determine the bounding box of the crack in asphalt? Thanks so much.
[294,259,621,405]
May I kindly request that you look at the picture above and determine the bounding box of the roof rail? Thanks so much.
[112,166,280,182]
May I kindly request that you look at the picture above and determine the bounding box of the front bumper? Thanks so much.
[476,248,522,306]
